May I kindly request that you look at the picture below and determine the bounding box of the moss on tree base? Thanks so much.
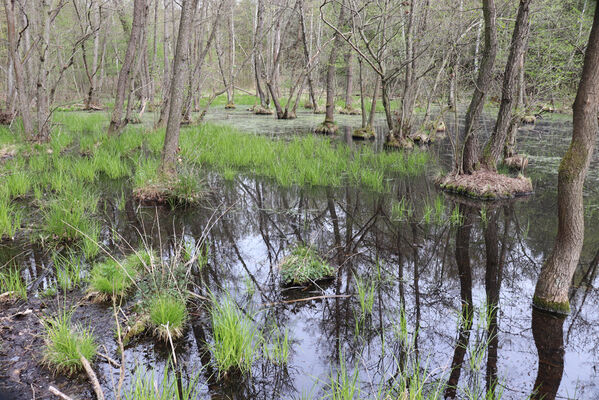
[532,295,571,316]
[315,121,338,135]
[438,170,533,200]
[339,107,361,115]
[384,136,413,150]
[352,127,375,140]
[253,106,274,115]
[409,131,431,144]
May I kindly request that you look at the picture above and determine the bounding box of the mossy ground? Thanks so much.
[438,170,533,200]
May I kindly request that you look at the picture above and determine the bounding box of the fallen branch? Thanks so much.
[79,355,105,400]
[48,386,74,400]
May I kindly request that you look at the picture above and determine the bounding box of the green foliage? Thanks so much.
[125,362,201,400]
[180,124,429,191]
[279,245,334,285]
[209,296,261,376]
[263,326,290,365]
[42,312,97,376]
[148,293,188,340]
[0,267,27,299]
[354,274,375,317]
[53,251,82,291]
[0,197,22,239]
[89,258,137,298]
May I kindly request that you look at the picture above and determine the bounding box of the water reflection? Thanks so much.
[1,168,598,398]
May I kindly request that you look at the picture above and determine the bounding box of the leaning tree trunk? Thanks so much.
[108,0,147,135]
[481,0,532,170]
[461,0,497,174]
[533,1,599,315]
[161,0,199,175]
[3,0,34,137]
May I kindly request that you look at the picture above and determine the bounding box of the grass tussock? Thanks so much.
[148,293,188,340]
[124,362,201,400]
[0,197,22,240]
[279,244,334,286]
[209,296,261,376]
[0,267,27,300]
[42,312,97,376]
[88,258,137,298]
[438,170,533,200]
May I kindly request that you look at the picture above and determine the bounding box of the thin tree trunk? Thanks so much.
[299,0,317,111]
[253,0,267,108]
[226,0,235,106]
[344,50,354,110]
[533,1,599,314]
[318,0,345,133]
[161,0,199,175]
[481,0,532,170]
[461,0,497,174]
[108,0,147,135]
[3,0,34,137]
[35,0,51,141]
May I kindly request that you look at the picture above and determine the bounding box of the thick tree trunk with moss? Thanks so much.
[3,0,34,137]
[161,0,199,175]
[461,0,497,174]
[533,2,599,314]
[481,0,532,170]
[108,0,147,135]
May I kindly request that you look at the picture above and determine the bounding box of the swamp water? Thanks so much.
[1,109,598,399]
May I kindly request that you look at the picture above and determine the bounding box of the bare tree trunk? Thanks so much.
[504,35,528,159]
[3,0,34,136]
[533,2,599,314]
[161,0,199,175]
[461,0,497,174]
[369,75,379,128]
[299,0,317,111]
[481,0,532,170]
[35,0,51,141]
[253,0,267,108]
[108,0,147,135]
[343,50,354,110]
[225,0,235,107]
[317,0,345,134]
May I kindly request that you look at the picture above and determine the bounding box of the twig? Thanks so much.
[261,294,352,307]
[79,355,105,400]
[97,351,120,368]
[48,386,74,400]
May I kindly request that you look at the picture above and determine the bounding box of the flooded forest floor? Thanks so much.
[0,108,598,399]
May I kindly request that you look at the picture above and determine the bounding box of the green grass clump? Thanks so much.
[125,362,201,400]
[263,326,289,365]
[0,267,27,299]
[148,293,188,340]
[179,124,429,192]
[0,198,22,239]
[53,252,82,291]
[93,148,130,179]
[209,296,261,376]
[5,171,31,198]
[89,258,137,298]
[42,312,97,376]
[279,245,334,285]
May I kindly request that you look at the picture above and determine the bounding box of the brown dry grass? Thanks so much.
[438,170,533,200]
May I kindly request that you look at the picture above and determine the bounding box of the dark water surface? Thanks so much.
[1,109,598,399]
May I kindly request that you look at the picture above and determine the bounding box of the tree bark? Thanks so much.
[108,0,147,135]
[344,50,354,110]
[481,0,532,170]
[35,0,51,141]
[320,0,345,132]
[253,0,267,108]
[533,1,599,314]
[299,0,317,111]
[461,0,497,174]
[160,0,199,175]
[3,0,34,137]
